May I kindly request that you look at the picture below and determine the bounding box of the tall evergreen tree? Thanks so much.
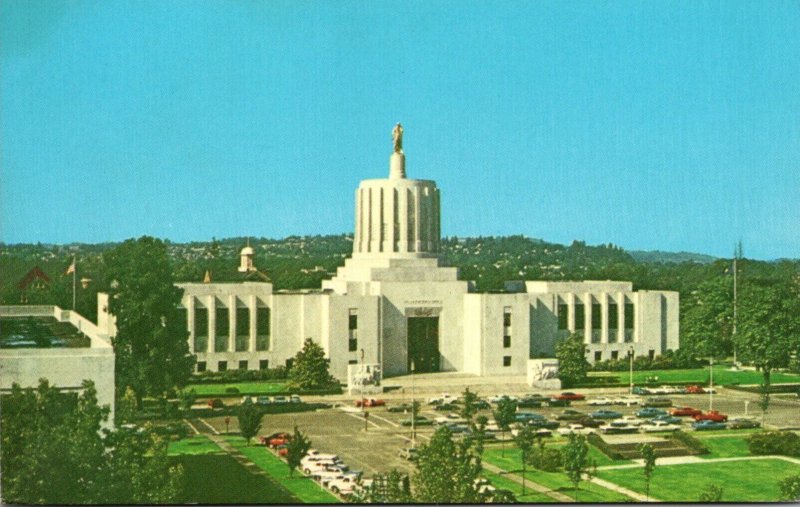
[556,332,589,388]
[412,426,484,503]
[237,400,262,445]
[287,338,338,390]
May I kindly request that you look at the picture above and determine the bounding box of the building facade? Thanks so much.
[171,127,679,381]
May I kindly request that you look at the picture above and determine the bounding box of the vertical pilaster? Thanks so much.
[584,293,592,343]
[617,292,625,343]
[399,187,409,253]
[249,295,257,353]
[567,293,575,333]
[207,295,215,354]
[187,296,195,353]
[413,186,421,252]
[601,292,609,344]
[228,295,236,352]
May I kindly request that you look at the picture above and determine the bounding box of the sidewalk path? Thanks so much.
[596,453,800,471]
[481,462,577,502]
[588,476,658,502]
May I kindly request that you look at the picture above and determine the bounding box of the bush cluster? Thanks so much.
[190,367,288,384]
[670,430,710,454]
[747,431,800,457]
[528,445,563,471]
[589,349,705,372]
[587,433,626,460]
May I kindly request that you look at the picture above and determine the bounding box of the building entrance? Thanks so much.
[407,317,439,373]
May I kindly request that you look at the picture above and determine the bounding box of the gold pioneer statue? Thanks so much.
[392,122,403,153]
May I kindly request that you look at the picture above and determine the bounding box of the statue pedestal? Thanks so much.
[389,152,405,179]
[527,359,562,391]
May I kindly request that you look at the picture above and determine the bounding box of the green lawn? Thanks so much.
[186,381,287,396]
[482,469,558,503]
[172,453,299,504]
[596,458,800,502]
[695,436,751,459]
[167,435,222,456]
[483,447,631,502]
[225,436,339,504]
[588,366,800,386]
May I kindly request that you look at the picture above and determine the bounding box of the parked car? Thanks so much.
[272,395,289,404]
[632,386,651,395]
[262,432,291,448]
[684,385,706,394]
[328,475,361,495]
[435,413,467,425]
[614,415,646,426]
[650,414,682,425]
[643,397,673,408]
[727,418,761,429]
[528,419,560,430]
[575,416,603,428]
[590,409,623,420]
[397,447,417,461]
[640,420,681,432]
[207,398,224,409]
[613,396,641,406]
[474,400,491,410]
[290,394,302,403]
[587,397,614,406]
[400,416,433,426]
[556,409,585,421]
[354,398,385,408]
[276,444,289,457]
[636,407,667,418]
[259,432,286,446]
[488,394,518,404]
[554,392,586,401]
[241,396,255,404]
[557,424,595,436]
[429,393,458,405]
[546,398,571,407]
[514,412,546,423]
[670,406,702,417]
[693,410,728,422]
[388,403,413,413]
[518,397,543,408]
[599,421,639,434]
[649,385,680,395]
[304,449,340,461]
[256,395,271,405]
[692,420,727,431]
[446,423,470,433]
[434,402,459,412]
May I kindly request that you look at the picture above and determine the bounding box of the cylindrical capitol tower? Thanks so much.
[353,123,440,258]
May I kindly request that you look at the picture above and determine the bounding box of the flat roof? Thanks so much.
[0,317,91,349]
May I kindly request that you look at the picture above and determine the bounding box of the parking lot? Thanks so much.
[198,382,800,478]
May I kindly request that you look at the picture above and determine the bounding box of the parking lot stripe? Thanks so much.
[197,417,221,435]
[343,411,382,429]
[367,413,400,427]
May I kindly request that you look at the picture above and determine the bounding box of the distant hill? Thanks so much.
[628,250,718,264]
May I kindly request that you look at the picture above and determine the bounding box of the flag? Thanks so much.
[65,259,76,276]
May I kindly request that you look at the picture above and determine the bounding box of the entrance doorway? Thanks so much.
[408,317,439,373]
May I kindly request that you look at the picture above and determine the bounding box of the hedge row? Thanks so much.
[587,433,626,460]
[589,350,706,372]
[747,431,800,457]
[190,367,289,384]
[669,430,709,455]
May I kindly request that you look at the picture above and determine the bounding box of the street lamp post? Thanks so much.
[628,347,634,395]
[411,360,416,448]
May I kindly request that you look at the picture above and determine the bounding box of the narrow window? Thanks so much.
[611,350,619,360]
[218,361,228,372]
[236,307,249,352]
[503,307,512,327]
[574,304,585,329]
[239,360,248,370]
[285,358,294,370]
[196,361,207,373]
[648,349,655,360]
[558,303,568,330]
[348,309,358,352]
[625,303,635,329]
[259,359,269,370]
[592,303,602,330]
[348,359,358,365]
[503,356,512,367]
[194,307,208,352]
[594,351,602,362]
[256,307,270,351]
[503,335,511,348]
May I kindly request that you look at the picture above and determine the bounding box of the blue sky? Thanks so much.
[2,1,798,260]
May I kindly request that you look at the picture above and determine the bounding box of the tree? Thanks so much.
[104,236,195,402]
[698,483,723,502]
[287,338,339,391]
[412,426,485,503]
[117,386,139,424]
[514,424,536,495]
[639,443,656,500]
[492,397,517,457]
[682,276,734,358]
[736,280,800,424]
[237,400,262,445]
[556,332,589,388]
[779,474,800,501]
[0,379,182,504]
[459,387,479,423]
[285,425,311,477]
[562,433,594,501]
[353,469,412,503]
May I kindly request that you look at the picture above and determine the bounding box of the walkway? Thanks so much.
[481,462,575,502]
[588,476,657,502]
[596,453,800,471]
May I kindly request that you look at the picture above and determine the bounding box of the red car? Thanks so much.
[354,398,386,407]
[693,410,728,422]
[670,406,702,417]
[259,432,291,448]
[207,398,224,409]
[554,392,586,401]
[276,444,289,457]
[684,385,706,394]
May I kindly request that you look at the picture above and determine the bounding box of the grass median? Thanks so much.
[596,458,800,502]
[186,381,287,397]
[225,436,339,504]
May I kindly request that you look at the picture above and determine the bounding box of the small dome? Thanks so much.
[241,246,255,256]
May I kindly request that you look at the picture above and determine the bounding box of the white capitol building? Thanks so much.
[123,125,679,381]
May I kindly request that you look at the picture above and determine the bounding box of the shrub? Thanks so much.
[224,386,240,394]
[779,474,800,501]
[587,433,625,460]
[530,447,563,471]
[191,367,288,384]
[747,431,800,457]
[670,430,709,455]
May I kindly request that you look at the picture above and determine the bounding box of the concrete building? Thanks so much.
[165,125,679,381]
[0,301,116,426]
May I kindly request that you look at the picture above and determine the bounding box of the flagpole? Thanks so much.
[72,255,77,311]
